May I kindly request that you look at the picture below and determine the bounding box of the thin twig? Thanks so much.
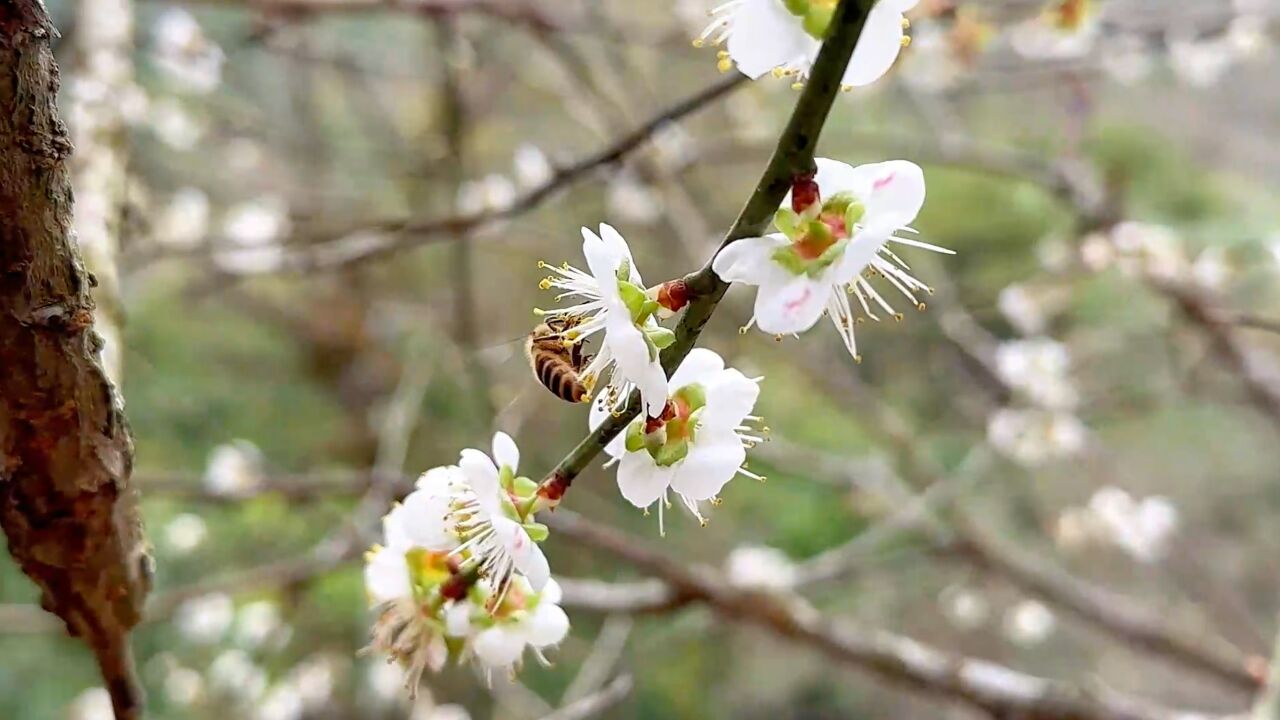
[538,675,633,720]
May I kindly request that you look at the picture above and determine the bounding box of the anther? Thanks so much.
[692,38,705,48]
[854,354,863,364]
[893,312,905,322]
[917,302,927,311]
[791,81,804,90]
[738,325,749,335]
[901,17,910,29]
[900,36,911,47]
[537,260,548,268]
[538,278,551,290]
[773,334,783,343]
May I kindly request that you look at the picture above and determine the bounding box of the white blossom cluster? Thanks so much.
[1081,221,1232,290]
[363,434,568,689]
[366,2,950,693]
[1056,486,1180,563]
[987,333,1087,466]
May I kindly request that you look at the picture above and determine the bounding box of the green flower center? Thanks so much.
[771,192,865,278]
[625,384,707,467]
[615,259,675,361]
[782,0,839,39]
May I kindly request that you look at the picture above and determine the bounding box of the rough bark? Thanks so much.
[0,3,149,718]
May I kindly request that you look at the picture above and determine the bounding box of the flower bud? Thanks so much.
[791,172,821,213]
[655,278,693,314]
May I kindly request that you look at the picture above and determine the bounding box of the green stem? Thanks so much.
[537,0,874,504]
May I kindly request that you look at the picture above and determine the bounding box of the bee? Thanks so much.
[525,317,592,403]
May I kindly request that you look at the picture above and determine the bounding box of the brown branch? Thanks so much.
[0,4,149,717]
[172,0,568,32]
[548,511,1225,720]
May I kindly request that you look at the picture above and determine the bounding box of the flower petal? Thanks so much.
[581,226,621,286]
[752,274,828,334]
[588,395,627,458]
[701,368,760,431]
[712,234,790,285]
[844,0,908,87]
[443,602,472,638]
[597,223,642,286]
[459,448,503,517]
[670,432,746,502]
[540,577,563,605]
[399,489,458,551]
[668,347,726,391]
[526,603,570,648]
[492,516,550,591]
[726,0,817,79]
[616,450,674,508]
[605,315,668,417]
[380,503,413,551]
[858,160,926,235]
[364,546,410,604]
[473,627,526,668]
[491,431,520,474]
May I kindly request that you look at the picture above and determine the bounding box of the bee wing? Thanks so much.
[476,332,530,369]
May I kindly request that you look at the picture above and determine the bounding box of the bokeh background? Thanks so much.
[4,0,1280,718]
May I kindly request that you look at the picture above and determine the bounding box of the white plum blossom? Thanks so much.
[203,440,264,497]
[469,577,570,671]
[163,512,207,555]
[713,158,949,362]
[700,0,919,89]
[365,661,405,703]
[1099,34,1155,86]
[997,283,1047,336]
[156,187,210,248]
[593,348,764,531]
[216,198,291,274]
[1191,246,1230,290]
[1003,600,1056,646]
[1167,30,1236,87]
[725,545,797,590]
[235,600,287,650]
[208,649,269,701]
[457,174,517,215]
[257,685,305,720]
[163,665,205,707]
[456,433,551,593]
[994,338,1078,410]
[1009,0,1097,60]
[175,593,234,644]
[151,8,225,93]
[538,224,671,416]
[150,98,204,150]
[939,585,990,631]
[513,144,553,188]
[987,407,1086,466]
[68,688,114,720]
[1087,486,1179,563]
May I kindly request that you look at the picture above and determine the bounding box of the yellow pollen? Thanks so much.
[718,58,733,73]
[893,312,905,322]
[561,262,571,270]
[692,38,705,48]
[900,36,911,47]
[710,496,723,506]
[738,325,749,335]
[773,334,783,342]
[771,67,786,78]
[537,260,548,268]
[791,81,804,90]
[538,278,551,290]
[717,50,729,58]
[854,354,863,364]
[901,17,910,29]
[917,302,927,311]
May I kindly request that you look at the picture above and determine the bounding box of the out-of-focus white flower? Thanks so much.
[1227,14,1270,59]
[1107,222,1187,280]
[151,8,225,93]
[987,407,1086,465]
[900,20,961,91]
[1099,34,1154,85]
[208,650,268,701]
[289,655,338,710]
[513,144,553,188]
[176,593,234,644]
[995,338,1078,409]
[699,0,918,88]
[1080,231,1115,271]
[150,98,204,150]
[156,187,210,248]
[164,665,205,707]
[69,688,114,720]
[1088,486,1179,563]
[366,661,404,703]
[223,197,290,246]
[163,512,207,555]
[650,121,698,170]
[216,198,290,274]
[939,585,989,631]
[998,284,1046,336]
[226,137,265,174]
[257,685,304,720]
[713,158,947,363]
[1053,506,1096,552]
[203,440,265,496]
[235,600,285,649]
[1003,599,1055,646]
[725,545,796,591]
[1009,0,1098,60]
[470,577,570,671]
[1167,31,1236,87]
[606,173,663,226]
[1191,246,1230,290]
[594,348,763,530]
[457,175,517,215]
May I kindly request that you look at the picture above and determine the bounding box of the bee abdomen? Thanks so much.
[535,353,587,403]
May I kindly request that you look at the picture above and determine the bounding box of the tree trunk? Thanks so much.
[0,3,149,718]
